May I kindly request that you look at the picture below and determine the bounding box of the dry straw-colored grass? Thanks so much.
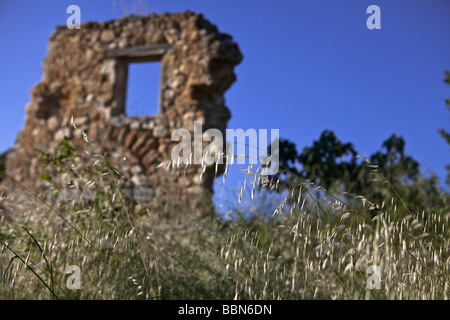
[0,128,449,300]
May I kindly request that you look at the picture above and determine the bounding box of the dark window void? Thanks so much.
[126,61,161,117]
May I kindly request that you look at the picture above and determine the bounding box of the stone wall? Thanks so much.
[3,11,242,215]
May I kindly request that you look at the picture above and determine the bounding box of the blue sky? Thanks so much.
[0,1,449,202]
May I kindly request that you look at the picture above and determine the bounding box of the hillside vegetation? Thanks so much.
[0,72,448,300]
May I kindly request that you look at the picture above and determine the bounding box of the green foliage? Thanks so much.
[298,130,358,190]
[369,134,420,182]
[266,71,449,213]
[269,130,445,213]
[38,138,77,197]
[38,138,128,221]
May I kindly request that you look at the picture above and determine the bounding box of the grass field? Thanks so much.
[0,139,449,300]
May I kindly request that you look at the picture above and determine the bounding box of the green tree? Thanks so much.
[297,130,358,191]
[369,134,420,184]
[270,132,423,202]
[267,71,449,211]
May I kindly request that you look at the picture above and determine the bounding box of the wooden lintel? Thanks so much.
[107,43,172,60]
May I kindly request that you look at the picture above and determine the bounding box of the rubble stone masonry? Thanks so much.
[3,11,242,216]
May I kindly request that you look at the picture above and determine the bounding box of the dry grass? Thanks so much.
[0,134,449,300]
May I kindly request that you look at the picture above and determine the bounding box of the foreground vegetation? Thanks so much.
[0,134,448,300]
[0,71,448,300]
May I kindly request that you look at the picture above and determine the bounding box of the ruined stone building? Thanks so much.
[2,11,243,215]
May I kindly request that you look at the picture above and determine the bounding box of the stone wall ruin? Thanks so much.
[3,11,243,216]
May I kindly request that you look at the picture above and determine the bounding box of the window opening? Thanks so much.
[125,61,161,117]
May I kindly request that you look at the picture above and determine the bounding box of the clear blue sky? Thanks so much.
[0,1,449,200]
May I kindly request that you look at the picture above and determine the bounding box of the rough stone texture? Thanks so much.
[3,11,242,215]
